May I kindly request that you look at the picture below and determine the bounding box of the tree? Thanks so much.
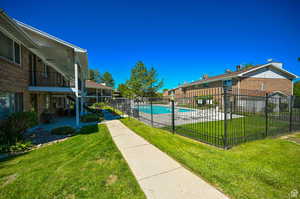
[117,83,133,98]
[126,61,163,97]
[144,67,164,97]
[88,69,101,83]
[163,88,169,92]
[294,81,300,96]
[100,72,115,88]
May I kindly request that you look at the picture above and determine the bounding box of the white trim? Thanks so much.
[237,63,298,79]
[182,63,298,89]
[28,86,77,93]
[85,85,112,90]
[269,91,288,97]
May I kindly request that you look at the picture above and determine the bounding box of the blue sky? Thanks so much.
[2,0,300,89]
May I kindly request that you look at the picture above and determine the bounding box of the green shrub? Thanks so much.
[294,97,300,108]
[79,125,99,134]
[0,141,33,153]
[80,114,103,123]
[279,103,289,112]
[92,102,107,109]
[41,111,55,123]
[0,112,38,145]
[0,143,10,153]
[51,126,76,135]
[9,141,33,153]
[8,111,38,133]
[267,103,276,112]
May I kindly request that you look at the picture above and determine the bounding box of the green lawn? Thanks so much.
[122,118,300,199]
[165,116,292,147]
[0,124,145,199]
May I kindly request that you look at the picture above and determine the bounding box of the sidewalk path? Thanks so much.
[106,120,229,199]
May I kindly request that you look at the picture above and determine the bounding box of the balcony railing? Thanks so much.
[29,71,71,88]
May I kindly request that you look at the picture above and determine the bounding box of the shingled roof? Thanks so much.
[85,80,112,90]
[181,65,261,88]
[180,62,298,88]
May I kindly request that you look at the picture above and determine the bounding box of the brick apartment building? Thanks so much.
[164,62,298,99]
[0,9,88,126]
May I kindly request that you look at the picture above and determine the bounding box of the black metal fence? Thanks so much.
[107,90,300,149]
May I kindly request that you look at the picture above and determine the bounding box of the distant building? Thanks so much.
[165,62,298,99]
[85,80,112,105]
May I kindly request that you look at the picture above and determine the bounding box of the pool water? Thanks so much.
[138,105,192,114]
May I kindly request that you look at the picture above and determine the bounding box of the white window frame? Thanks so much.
[0,30,22,66]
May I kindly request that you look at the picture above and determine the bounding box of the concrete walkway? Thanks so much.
[106,120,228,199]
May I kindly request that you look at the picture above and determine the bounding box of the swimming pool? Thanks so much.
[138,105,192,114]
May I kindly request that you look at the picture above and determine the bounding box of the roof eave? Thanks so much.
[182,75,237,88]
[237,63,298,79]
[0,10,38,48]
[15,20,87,52]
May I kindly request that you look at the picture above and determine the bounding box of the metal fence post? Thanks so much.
[265,93,269,137]
[171,99,175,134]
[289,96,294,132]
[223,88,228,149]
[137,99,140,120]
[150,98,153,126]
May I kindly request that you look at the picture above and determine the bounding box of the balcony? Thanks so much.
[29,71,71,87]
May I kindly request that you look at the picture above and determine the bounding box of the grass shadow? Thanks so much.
[0,151,30,164]
[77,124,100,135]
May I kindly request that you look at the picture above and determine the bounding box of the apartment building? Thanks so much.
[164,62,298,99]
[85,80,112,105]
[0,9,88,126]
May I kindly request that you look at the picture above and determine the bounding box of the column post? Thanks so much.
[75,63,80,127]
[80,79,84,115]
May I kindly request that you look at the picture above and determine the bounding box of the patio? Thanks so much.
[25,116,100,145]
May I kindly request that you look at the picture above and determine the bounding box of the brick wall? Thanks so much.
[239,77,293,96]
[184,81,223,97]
[0,44,71,119]
[0,45,31,111]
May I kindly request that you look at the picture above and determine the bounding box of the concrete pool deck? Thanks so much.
[136,105,243,127]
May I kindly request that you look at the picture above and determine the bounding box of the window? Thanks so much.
[0,92,23,119]
[223,80,232,88]
[14,42,21,64]
[0,31,13,61]
[261,83,265,91]
[0,93,12,119]
[0,31,21,65]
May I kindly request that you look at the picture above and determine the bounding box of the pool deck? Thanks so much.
[137,104,242,127]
